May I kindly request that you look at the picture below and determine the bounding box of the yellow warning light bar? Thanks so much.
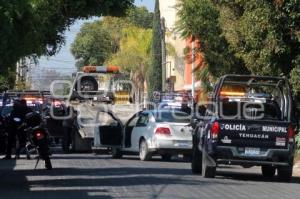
[220,91,245,97]
[82,66,120,73]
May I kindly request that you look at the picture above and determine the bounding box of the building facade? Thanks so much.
[159,0,203,102]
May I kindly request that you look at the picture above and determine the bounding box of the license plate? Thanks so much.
[244,147,260,156]
[175,140,192,147]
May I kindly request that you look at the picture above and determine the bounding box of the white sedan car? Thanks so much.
[95,109,193,161]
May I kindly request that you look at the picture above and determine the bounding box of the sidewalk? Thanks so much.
[293,161,300,177]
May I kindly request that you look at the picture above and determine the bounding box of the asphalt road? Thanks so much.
[0,153,300,199]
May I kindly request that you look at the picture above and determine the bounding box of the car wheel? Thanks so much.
[161,154,172,161]
[277,165,293,182]
[111,148,123,159]
[261,165,276,178]
[202,152,216,178]
[139,139,152,161]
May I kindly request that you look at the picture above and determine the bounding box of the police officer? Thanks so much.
[62,106,76,152]
[16,99,33,159]
[3,99,32,159]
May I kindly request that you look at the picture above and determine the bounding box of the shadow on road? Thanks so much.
[0,166,241,199]
[217,170,300,184]
[13,167,192,177]
[1,153,300,199]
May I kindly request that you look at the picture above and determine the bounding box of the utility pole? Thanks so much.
[161,17,166,91]
[191,40,195,100]
[191,39,195,113]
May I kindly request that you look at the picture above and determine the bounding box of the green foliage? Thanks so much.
[296,134,300,154]
[0,76,8,91]
[290,66,300,96]
[125,6,154,29]
[71,21,113,67]
[70,6,153,103]
[108,25,152,100]
[108,26,152,72]
[176,0,246,78]
[101,17,129,54]
[176,0,300,100]
[148,0,162,101]
[0,68,16,91]
[290,55,300,100]
[71,6,153,68]
[0,0,133,88]
[166,43,177,57]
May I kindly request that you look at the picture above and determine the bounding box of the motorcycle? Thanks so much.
[22,112,52,170]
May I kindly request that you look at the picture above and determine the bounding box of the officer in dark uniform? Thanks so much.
[62,106,76,152]
[3,99,32,159]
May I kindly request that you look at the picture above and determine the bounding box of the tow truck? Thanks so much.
[191,75,298,182]
[53,65,139,152]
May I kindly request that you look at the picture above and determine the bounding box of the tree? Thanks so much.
[218,0,300,98]
[125,6,154,29]
[70,6,153,68]
[108,25,152,103]
[148,0,162,101]
[176,0,300,98]
[176,0,245,82]
[217,0,299,76]
[71,21,113,68]
[0,0,133,88]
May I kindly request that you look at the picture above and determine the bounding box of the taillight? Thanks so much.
[35,130,45,140]
[155,127,171,136]
[288,125,295,142]
[211,122,220,139]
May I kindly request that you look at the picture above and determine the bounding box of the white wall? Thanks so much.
[160,0,185,91]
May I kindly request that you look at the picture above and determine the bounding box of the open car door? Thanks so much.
[93,108,123,148]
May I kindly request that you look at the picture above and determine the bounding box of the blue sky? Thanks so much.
[35,0,154,76]
[135,0,154,11]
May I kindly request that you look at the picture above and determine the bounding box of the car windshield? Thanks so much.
[153,111,190,123]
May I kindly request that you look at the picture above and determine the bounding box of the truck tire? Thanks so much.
[202,152,216,178]
[261,166,276,178]
[191,145,202,174]
[139,139,152,161]
[111,148,123,159]
[277,165,293,182]
[72,130,92,152]
[75,76,98,96]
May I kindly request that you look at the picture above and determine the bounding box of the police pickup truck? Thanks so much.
[191,75,298,182]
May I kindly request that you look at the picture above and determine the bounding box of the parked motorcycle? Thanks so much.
[22,112,52,170]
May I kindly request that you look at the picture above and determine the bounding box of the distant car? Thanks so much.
[94,109,193,161]
[1,103,41,117]
[158,101,182,110]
